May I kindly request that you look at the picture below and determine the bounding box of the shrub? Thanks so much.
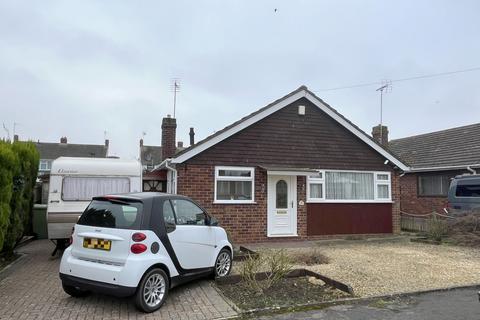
[0,140,39,253]
[291,249,330,265]
[240,249,293,294]
[427,215,448,242]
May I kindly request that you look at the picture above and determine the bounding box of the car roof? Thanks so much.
[454,174,480,180]
[93,192,189,201]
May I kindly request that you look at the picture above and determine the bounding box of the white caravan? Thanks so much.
[47,157,142,248]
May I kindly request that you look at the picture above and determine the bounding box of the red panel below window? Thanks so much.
[307,203,393,235]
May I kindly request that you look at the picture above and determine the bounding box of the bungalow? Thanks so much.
[157,86,409,243]
[389,123,480,215]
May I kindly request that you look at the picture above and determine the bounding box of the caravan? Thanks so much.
[47,157,142,250]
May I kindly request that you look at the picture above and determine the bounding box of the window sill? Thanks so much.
[213,201,257,205]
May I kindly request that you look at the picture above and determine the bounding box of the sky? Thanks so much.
[1,0,480,159]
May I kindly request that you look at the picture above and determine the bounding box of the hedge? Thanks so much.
[0,140,39,253]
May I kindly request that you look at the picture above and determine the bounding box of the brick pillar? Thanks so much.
[161,115,177,160]
[392,170,401,234]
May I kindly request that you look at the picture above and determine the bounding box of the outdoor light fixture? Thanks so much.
[384,159,389,165]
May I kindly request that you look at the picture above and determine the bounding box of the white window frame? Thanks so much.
[214,166,255,204]
[307,169,392,203]
[39,160,51,171]
[306,171,325,201]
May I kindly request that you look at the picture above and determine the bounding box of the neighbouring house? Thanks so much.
[139,116,189,192]
[155,86,409,243]
[389,123,480,215]
[30,136,109,204]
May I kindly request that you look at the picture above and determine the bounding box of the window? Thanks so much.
[307,172,324,200]
[78,199,143,229]
[215,166,254,203]
[307,170,391,202]
[62,177,130,201]
[455,179,480,197]
[163,200,176,225]
[276,180,288,208]
[39,160,51,171]
[171,199,206,225]
[418,175,452,196]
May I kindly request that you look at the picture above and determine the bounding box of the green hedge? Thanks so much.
[0,140,39,253]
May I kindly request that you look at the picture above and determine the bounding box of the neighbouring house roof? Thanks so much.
[141,145,186,169]
[35,142,108,160]
[389,122,480,171]
[171,85,409,171]
[140,145,162,168]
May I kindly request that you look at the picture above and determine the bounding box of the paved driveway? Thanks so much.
[0,240,237,320]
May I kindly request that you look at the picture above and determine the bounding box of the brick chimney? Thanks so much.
[177,141,183,148]
[161,115,177,160]
[105,139,109,147]
[60,136,67,144]
[13,134,19,142]
[189,127,195,146]
[139,138,144,147]
[372,125,389,146]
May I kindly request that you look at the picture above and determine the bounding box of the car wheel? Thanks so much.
[135,268,169,313]
[62,282,90,297]
[214,248,232,278]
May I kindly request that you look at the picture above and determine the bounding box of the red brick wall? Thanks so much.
[176,163,400,243]
[399,171,464,215]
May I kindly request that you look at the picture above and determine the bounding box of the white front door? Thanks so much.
[267,175,297,237]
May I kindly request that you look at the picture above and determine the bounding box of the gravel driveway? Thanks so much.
[247,237,480,297]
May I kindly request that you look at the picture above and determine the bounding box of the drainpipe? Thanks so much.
[164,159,177,194]
[467,166,477,174]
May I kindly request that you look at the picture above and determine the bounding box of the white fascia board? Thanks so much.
[408,163,480,173]
[172,88,410,172]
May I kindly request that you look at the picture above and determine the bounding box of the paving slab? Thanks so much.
[0,240,237,320]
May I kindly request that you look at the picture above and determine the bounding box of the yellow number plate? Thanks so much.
[83,238,111,251]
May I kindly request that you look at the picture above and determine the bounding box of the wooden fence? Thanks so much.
[400,211,455,233]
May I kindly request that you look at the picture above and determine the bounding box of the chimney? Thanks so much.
[13,134,19,142]
[161,115,177,160]
[105,139,109,147]
[372,125,389,146]
[139,138,143,147]
[189,127,195,146]
[177,141,183,148]
[60,136,67,144]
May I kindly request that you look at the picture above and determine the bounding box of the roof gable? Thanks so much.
[172,86,409,171]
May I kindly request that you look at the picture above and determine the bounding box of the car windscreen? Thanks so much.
[77,199,143,229]
[455,179,480,197]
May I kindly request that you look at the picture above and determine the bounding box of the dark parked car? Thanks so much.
[447,174,480,214]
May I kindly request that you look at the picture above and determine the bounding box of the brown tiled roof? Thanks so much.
[35,142,108,159]
[389,123,480,169]
[173,85,408,168]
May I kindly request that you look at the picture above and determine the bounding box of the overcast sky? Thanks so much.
[2,1,479,159]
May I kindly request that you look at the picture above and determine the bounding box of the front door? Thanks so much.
[267,175,297,237]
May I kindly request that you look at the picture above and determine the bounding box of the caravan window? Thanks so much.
[62,177,130,201]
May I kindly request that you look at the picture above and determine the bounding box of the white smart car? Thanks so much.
[59,193,233,313]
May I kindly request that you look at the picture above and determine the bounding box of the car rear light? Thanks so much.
[132,232,146,242]
[131,243,147,254]
[69,226,75,245]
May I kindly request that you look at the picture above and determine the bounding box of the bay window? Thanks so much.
[307,170,391,202]
[214,166,255,203]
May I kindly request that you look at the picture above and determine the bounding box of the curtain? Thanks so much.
[217,181,252,200]
[326,172,374,200]
[63,177,130,201]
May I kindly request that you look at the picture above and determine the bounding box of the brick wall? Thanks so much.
[399,171,464,215]
[176,163,400,243]
[392,170,401,233]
